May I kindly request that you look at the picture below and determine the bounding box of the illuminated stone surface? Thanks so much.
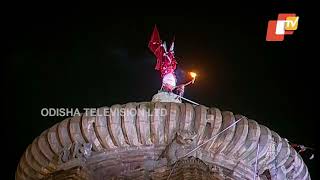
[16,102,311,180]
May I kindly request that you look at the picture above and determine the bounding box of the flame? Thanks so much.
[189,72,197,78]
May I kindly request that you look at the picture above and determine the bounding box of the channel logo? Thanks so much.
[266,13,299,41]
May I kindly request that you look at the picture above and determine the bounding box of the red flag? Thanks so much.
[148,25,177,75]
[149,25,164,70]
[148,25,161,53]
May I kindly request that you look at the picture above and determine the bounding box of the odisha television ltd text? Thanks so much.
[40,107,168,117]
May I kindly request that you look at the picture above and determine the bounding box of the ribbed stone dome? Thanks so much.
[16,102,311,180]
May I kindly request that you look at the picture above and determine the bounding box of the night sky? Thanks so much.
[4,3,318,179]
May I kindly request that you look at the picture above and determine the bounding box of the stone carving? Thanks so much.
[46,142,93,175]
[42,166,93,180]
[151,91,181,103]
[16,102,311,180]
[151,157,212,179]
[159,130,198,165]
[57,142,93,164]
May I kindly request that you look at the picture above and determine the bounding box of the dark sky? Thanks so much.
[4,3,318,179]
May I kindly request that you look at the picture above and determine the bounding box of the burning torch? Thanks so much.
[183,72,197,87]
[174,71,197,99]
[189,72,197,83]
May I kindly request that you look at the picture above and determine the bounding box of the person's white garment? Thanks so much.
[162,73,176,87]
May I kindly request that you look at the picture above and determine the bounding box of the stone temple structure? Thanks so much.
[16,92,311,179]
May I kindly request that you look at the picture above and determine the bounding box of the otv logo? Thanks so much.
[266,13,299,41]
